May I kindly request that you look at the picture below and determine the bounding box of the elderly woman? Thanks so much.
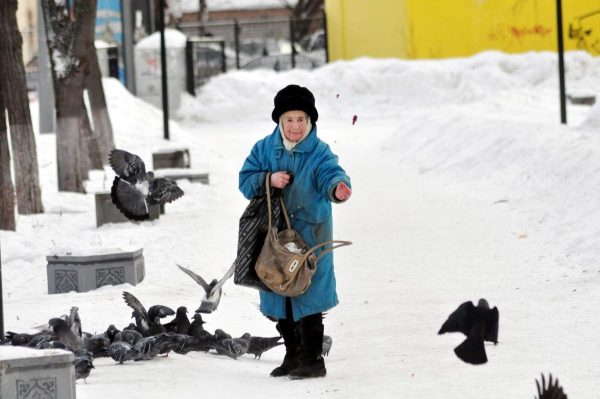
[239,84,352,379]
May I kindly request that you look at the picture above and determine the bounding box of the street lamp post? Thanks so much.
[556,0,567,124]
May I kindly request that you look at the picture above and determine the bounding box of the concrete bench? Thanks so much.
[47,248,145,294]
[153,148,191,169]
[95,192,159,227]
[0,347,76,399]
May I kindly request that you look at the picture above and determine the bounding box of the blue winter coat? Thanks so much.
[239,125,351,321]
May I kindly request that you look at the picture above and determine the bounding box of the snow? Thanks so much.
[135,29,188,49]
[2,50,600,398]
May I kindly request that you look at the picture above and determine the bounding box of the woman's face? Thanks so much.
[281,110,308,142]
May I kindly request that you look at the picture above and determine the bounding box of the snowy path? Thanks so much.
[75,119,600,398]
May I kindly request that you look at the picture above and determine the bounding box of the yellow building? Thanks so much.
[325,0,600,60]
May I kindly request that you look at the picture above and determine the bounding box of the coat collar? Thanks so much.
[271,125,318,154]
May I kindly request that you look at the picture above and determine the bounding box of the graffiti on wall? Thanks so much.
[569,9,600,55]
[488,24,552,43]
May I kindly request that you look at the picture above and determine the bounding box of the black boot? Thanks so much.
[270,299,299,377]
[289,313,326,379]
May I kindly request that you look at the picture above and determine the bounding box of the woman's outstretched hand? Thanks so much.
[335,182,352,201]
[270,171,292,189]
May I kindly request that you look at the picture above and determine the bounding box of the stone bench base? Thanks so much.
[95,192,159,227]
[47,248,145,294]
[567,94,596,105]
[153,148,191,169]
[0,347,76,399]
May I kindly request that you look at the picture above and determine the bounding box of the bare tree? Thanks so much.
[0,101,16,231]
[0,0,44,217]
[86,46,115,164]
[41,0,103,192]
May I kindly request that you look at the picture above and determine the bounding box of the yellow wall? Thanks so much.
[326,0,600,60]
[325,0,410,60]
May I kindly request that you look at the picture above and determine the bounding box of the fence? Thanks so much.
[178,15,327,91]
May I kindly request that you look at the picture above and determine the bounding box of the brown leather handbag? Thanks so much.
[255,174,352,297]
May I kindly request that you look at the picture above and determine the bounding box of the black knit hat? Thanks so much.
[271,84,319,123]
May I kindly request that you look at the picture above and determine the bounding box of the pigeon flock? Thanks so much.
[1,294,292,381]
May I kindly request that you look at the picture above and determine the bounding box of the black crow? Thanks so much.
[109,149,184,221]
[536,374,567,399]
[438,298,499,365]
[176,263,235,313]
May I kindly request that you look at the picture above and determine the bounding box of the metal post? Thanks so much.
[37,0,54,134]
[122,0,137,93]
[159,0,170,140]
[289,17,296,69]
[556,0,567,124]
[234,19,241,69]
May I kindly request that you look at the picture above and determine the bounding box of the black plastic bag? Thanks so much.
[234,187,284,291]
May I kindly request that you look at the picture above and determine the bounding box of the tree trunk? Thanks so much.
[41,0,102,192]
[0,0,44,214]
[85,47,115,165]
[0,97,16,231]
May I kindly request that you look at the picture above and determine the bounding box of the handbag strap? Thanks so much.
[265,173,352,262]
[303,240,353,264]
[265,173,291,229]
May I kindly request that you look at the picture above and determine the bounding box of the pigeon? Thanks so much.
[247,335,283,359]
[5,331,48,346]
[108,341,143,364]
[536,374,567,399]
[122,291,173,336]
[114,329,144,346]
[72,349,94,382]
[438,298,499,365]
[134,333,179,359]
[85,333,110,357]
[48,317,86,351]
[164,306,191,335]
[176,263,235,313]
[322,335,333,357]
[108,149,184,221]
[189,313,208,338]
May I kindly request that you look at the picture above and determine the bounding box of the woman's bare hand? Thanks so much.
[271,171,292,189]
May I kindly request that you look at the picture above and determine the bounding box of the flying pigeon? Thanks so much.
[176,263,235,313]
[108,149,184,221]
[438,298,499,365]
[247,335,283,359]
[122,291,174,336]
[535,373,567,399]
